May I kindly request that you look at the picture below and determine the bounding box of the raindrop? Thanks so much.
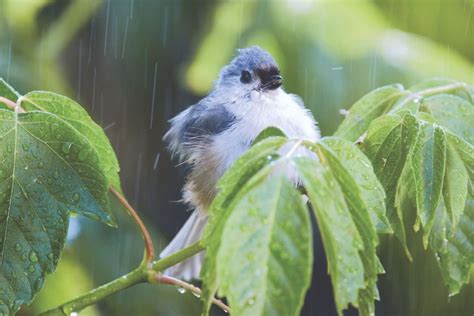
[34,277,44,291]
[37,161,44,168]
[28,264,35,273]
[246,297,256,306]
[14,243,21,252]
[29,250,39,263]
[52,170,60,179]
[192,292,201,298]
[72,193,81,203]
[176,286,186,294]
[21,143,30,151]
[62,142,72,154]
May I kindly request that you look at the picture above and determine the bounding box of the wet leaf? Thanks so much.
[436,188,474,295]
[318,137,390,234]
[0,109,114,314]
[316,137,386,315]
[335,84,406,141]
[216,175,312,316]
[294,157,364,315]
[442,143,468,227]
[20,92,122,191]
[411,123,446,247]
[420,94,473,144]
[200,136,287,315]
[362,113,418,258]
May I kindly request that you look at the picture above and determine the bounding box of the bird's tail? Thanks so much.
[160,211,208,280]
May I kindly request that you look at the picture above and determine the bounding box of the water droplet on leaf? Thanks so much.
[176,286,186,294]
[29,251,38,263]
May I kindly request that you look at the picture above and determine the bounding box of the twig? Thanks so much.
[40,242,206,315]
[41,266,146,315]
[0,96,25,113]
[390,82,467,113]
[156,274,230,313]
[152,241,204,271]
[110,186,155,265]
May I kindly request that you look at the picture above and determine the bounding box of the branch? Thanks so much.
[156,274,230,313]
[39,242,206,315]
[0,96,25,113]
[390,82,467,112]
[110,186,155,265]
[152,241,204,271]
[40,266,146,316]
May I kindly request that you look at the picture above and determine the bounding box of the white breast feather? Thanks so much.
[210,89,320,172]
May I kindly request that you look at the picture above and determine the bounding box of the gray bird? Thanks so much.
[161,46,319,279]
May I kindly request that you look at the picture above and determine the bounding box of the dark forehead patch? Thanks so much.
[256,66,280,82]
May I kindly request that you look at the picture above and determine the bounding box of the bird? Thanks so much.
[161,46,320,280]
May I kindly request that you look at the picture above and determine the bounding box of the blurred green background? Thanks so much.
[0,0,472,315]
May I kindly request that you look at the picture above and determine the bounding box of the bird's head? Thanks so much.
[216,46,283,95]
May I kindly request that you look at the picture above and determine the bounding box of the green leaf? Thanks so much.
[20,91,122,191]
[446,132,473,179]
[316,138,383,314]
[411,123,446,247]
[442,143,468,227]
[216,175,312,316]
[420,94,474,144]
[334,84,406,141]
[0,109,114,314]
[362,113,418,259]
[437,188,474,295]
[293,157,364,315]
[318,137,391,234]
[200,136,288,315]
[252,126,286,145]
[0,78,20,110]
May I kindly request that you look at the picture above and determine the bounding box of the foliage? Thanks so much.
[0,75,473,316]
[0,79,117,314]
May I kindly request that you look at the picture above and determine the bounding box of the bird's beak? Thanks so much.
[260,75,283,91]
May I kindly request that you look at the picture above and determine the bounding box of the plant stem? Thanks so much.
[40,267,146,315]
[0,96,25,113]
[390,82,467,112]
[156,274,230,313]
[39,242,206,315]
[0,97,16,110]
[110,186,155,265]
[152,241,205,271]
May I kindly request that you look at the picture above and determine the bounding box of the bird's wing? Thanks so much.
[163,101,236,161]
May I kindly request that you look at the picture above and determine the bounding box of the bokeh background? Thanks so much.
[0,0,473,315]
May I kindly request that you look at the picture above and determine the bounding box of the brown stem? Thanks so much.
[0,96,25,113]
[110,186,155,264]
[156,274,230,313]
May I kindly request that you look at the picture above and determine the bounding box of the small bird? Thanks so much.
[161,46,319,279]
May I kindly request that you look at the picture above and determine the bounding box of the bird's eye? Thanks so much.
[240,70,252,84]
